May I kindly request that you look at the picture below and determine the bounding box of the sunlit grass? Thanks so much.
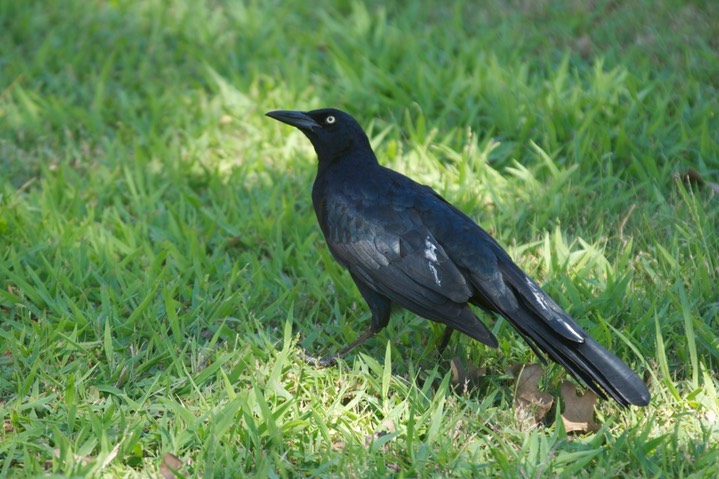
[1,0,718,477]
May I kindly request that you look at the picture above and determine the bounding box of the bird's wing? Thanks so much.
[322,192,497,347]
[403,184,586,343]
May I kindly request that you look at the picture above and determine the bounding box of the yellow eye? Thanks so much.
[325,115,336,125]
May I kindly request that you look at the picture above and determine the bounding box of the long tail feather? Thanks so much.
[505,306,650,407]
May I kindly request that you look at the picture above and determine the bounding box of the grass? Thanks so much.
[1,0,718,476]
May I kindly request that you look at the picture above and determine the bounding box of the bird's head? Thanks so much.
[266,108,373,162]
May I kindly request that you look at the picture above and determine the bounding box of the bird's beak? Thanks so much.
[266,110,321,131]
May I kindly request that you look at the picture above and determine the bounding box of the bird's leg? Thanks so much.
[300,328,378,368]
[437,326,455,354]
[302,277,391,368]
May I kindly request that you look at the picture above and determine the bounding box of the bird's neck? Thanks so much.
[315,143,379,177]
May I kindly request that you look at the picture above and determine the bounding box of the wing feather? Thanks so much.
[324,192,497,346]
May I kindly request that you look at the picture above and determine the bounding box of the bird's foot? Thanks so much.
[298,328,377,368]
[298,347,339,368]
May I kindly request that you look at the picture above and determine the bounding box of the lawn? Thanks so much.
[1,0,718,477]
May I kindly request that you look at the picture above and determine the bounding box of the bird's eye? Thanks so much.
[325,115,336,125]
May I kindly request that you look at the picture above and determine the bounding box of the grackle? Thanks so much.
[266,108,650,407]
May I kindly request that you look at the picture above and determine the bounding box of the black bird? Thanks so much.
[266,108,650,407]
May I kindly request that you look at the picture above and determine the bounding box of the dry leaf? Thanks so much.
[99,443,121,469]
[160,453,184,479]
[513,363,554,425]
[575,35,593,58]
[675,168,719,195]
[560,381,599,433]
[450,356,462,383]
[450,356,486,394]
[365,420,396,449]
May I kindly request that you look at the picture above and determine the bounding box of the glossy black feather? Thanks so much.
[267,108,650,407]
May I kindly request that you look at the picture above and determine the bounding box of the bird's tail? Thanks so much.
[505,304,650,407]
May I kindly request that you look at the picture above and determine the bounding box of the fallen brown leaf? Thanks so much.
[575,35,593,58]
[450,356,486,394]
[365,420,396,449]
[513,363,553,425]
[675,168,719,195]
[160,453,184,479]
[560,381,599,434]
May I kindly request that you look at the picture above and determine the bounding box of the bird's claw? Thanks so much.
[298,347,338,368]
